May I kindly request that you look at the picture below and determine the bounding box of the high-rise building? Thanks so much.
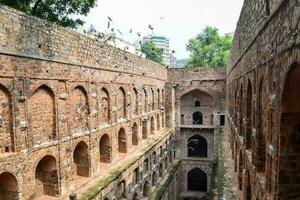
[142,35,171,66]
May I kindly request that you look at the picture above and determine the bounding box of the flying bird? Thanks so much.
[148,24,154,30]
[137,32,141,37]
[129,29,133,33]
[107,16,113,22]
[117,29,123,35]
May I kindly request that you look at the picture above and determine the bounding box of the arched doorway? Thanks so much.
[187,168,207,192]
[187,135,208,157]
[143,181,150,197]
[193,112,203,124]
[142,120,148,139]
[118,128,127,153]
[152,171,158,186]
[150,116,155,134]
[73,141,89,177]
[0,172,18,200]
[132,123,138,146]
[35,155,59,198]
[245,80,252,149]
[100,134,111,163]
[279,63,300,199]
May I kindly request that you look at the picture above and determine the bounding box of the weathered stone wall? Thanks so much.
[0,5,174,200]
[165,67,226,199]
[226,0,300,199]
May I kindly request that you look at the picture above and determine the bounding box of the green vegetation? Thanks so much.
[0,0,97,28]
[141,41,164,65]
[186,26,232,68]
[149,160,181,200]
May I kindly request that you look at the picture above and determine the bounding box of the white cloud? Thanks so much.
[83,0,244,58]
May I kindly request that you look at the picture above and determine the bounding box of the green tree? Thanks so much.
[186,26,232,68]
[141,41,164,65]
[0,0,97,28]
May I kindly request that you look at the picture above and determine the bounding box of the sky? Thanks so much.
[83,0,244,59]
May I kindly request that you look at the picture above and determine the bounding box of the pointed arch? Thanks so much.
[156,113,161,131]
[0,172,18,200]
[132,88,138,115]
[100,134,111,163]
[100,87,111,123]
[29,85,56,144]
[73,141,90,177]
[187,168,207,192]
[245,79,252,149]
[118,87,127,119]
[193,111,203,125]
[71,86,89,132]
[118,128,127,153]
[132,122,138,146]
[157,88,160,109]
[187,134,208,157]
[143,88,148,113]
[150,116,155,134]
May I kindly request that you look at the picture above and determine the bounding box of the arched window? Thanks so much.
[187,135,207,157]
[193,112,203,124]
[143,181,150,197]
[279,63,300,199]
[245,80,252,149]
[142,120,148,139]
[195,100,201,107]
[73,141,90,177]
[118,128,127,153]
[100,134,111,163]
[35,155,59,198]
[0,172,18,199]
[187,168,207,192]
[132,123,138,146]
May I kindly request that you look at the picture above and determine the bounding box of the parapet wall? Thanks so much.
[0,5,167,80]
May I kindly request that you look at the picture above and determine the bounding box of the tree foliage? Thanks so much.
[186,26,232,68]
[0,0,97,28]
[141,41,164,65]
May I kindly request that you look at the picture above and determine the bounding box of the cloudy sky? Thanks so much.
[83,0,244,59]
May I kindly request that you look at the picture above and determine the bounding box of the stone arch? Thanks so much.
[29,85,56,145]
[100,87,110,123]
[151,88,155,110]
[142,120,148,139]
[143,88,148,113]
[180,88,213,107]
[132,193,139,200]
[73,141,90,177]
[238,151,244,190]
[71,86,89,133]
[238,83,244,136]
[245,79,252,149]
[118,128,127,153]
[256,78,266,172]
[193,111,203,125]
[132,122,138,146]
[152,171,158,186]
[195,100,201,107]
[35,155,59,198]
[100,134,111,163]
[159,163,163,177]
[118,87,127,119]
[187,168,207,192]
[143,181,150,197]
[279,62,300,199]
[0,84,13,153]
[150,116,155,134]
[157,88,160,108]
[0,172,18,200]
[116,180,126,199]
[188,134,207,157]
[132,88,138,115]
[156,113,160,131]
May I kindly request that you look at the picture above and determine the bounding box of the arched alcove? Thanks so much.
[118,87,127,119]
[132,88,138,115]
[71,86,89,132]
[152,171,158,186]
[238,151,243,190]
[132,123,138,146]
[193,112,203,125]
[195,100,201,107]
[143,181,150,197]
[245,80,252,149]
[142,120,148,139]
[279,63,300,199]
[187,135,208,157]
[101,88,110,123]
[35,155,59,198]
[73,141,89,177]
[156,114,160,131]
[0,172,18,200]
[118,128,127,153]
[187,168,207,192]
[100,134,111,163]
[150,116,155,134]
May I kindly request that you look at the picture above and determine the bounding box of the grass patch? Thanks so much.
[149,160,181,200]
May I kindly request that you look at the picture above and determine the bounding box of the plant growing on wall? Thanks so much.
[0,0,97,28]
[186,26,232,68]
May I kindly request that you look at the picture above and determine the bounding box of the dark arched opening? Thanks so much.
[187,168,207,192]
[143,181,150,197]
[195,100,201,107]
[132,123,138,146]
[187,135,207,157]
[142,120,148,139]
[245,80,252,149]
[150,116,155,134]
[0,172,18,200]
[118,128,127,153]
[193,112,203,124]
